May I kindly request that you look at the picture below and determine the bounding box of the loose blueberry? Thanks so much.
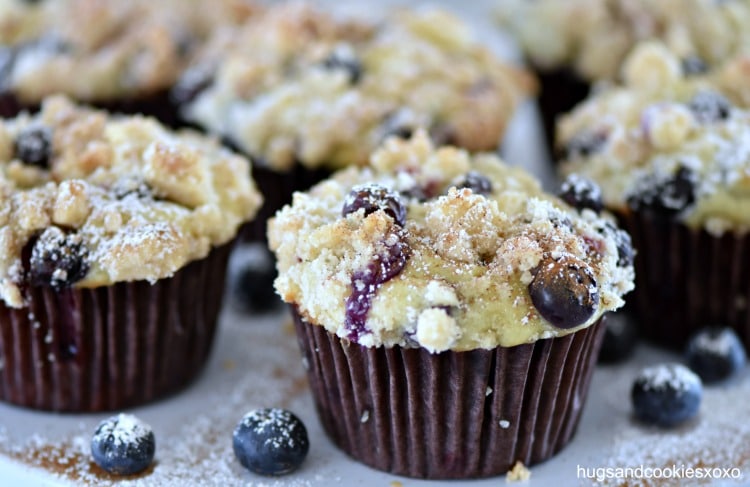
[685,327,747,383]
[626,166,696,216]
[226,244,281,313]
[28,227,89,289]
[528,256,599,329]
[233,408,309,476]
[632,363,702,427]
[171,64,214,106]
[563,130,608,160]
[454,171,493,196]
[342,184,407,227]
[598,312,638,364]
[321,47,362,84]
[688,91,732,123]
[681,55,708,76]
[91,414,155,476]
[345,233,409,340]
[558,173,603,213]
[14,125,52,168]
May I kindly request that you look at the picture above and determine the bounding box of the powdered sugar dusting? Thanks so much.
[93,415,152,448]
[637,363,702,393]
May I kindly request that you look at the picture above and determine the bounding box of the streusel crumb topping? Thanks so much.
[269,132,634,351]
[0,96,262,308]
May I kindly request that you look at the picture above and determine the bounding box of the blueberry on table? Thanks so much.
[598,312,638,364]
[231,263,280,313]
[14,125,52,168]
[558,173,603,213]
[233,408,309,476]
[91,414,156,476]
[631,363,702,427]
[528,256,599,329]
[685,327,747,384]
[342,183,407,227]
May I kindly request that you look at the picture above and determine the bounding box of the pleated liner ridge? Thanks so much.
[293,308,606,479]
[0,241,233,412]
[618,210,750,350]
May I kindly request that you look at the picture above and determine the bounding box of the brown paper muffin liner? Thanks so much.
[0,241,234,412]
[243,165,331,242]
[618,210,750,350]
[293,308,605,479]
[535,67,591,162]
[0,90,179,127]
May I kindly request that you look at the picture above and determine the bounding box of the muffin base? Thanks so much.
[293,308,605,479]
[0,91,179,127]
[0,241,233,412]
[619,210,750,350]
[535,68,590,161]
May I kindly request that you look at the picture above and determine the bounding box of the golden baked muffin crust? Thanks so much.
[559,42,750,235]
[498,0,750,82]
[269,132,634,351]
[0,0,259,103]
[0,96,262,308]
[176,2,533,172]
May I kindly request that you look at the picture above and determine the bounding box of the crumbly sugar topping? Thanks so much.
[558,42,750,235]
[0,96,262,308]
[269,132,634,351]
[497,0,750,82]
[0,0,260,102]
[178,2,533,172]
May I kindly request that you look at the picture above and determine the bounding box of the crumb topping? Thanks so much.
[497,0,750,81]
[269,132,634,351]
[0,0,260,102]
[0,96,262,308]
[559,42,750,235]
[178,2,533,172]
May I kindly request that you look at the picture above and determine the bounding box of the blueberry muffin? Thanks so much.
[497,0,750,152]
[558,42,750,349]
[175,2,534,239]
[268,132,634,478]
[0,96,262,411]
[0,0,259,122]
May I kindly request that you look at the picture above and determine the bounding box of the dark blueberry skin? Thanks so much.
[91,415,156,476]
[528,256,599,329]
[342,184,407,227]
[322,50,362,84]
[598,312,639,364]
[28,227,89,290]
[563,130,608,160]
[632,364,702,427]
[345,234,409,340]
[681,55,708,76]
[455,171,493,196]
[598,222,634,268]
[685,327,747,383]
[15,126,53,168]
[688,91,732,123]
[626,166,696,217]
[558,174,603,213]
[233,408,309,476]
[231,262,280,313]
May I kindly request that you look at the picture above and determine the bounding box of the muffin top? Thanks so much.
[0,96,262,308]
[269,132,634,352]
[559,42,750,235]
[0,0,259,103]
[497,0,750,82]
[175,2,533,172]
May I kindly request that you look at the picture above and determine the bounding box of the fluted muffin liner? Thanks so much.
[0,241,233,412]
[244,165,331,242]
[293,308,605,479]
[618,210,750,350]
[534,68,590,160]
[0,91,178,126]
